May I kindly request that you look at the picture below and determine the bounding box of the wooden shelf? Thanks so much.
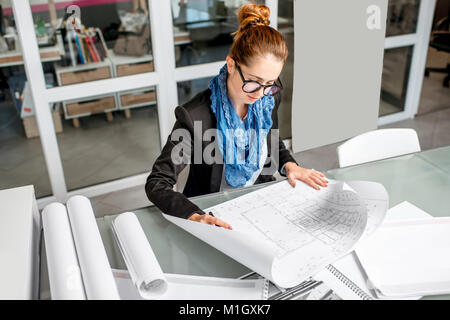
[65,96,116,117]
[55,59,113,86]
[0,45,62,68]
[108,50,154,77]
[56,51,159,126]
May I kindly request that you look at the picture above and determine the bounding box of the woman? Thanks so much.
[146,4,328,229]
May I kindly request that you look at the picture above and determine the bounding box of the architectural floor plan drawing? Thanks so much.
[164,179,389,288]
[210,181,366,257]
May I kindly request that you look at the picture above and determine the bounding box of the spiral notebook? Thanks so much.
[313,252,374,300]
[313,201,431,300]
[325,264,373,299]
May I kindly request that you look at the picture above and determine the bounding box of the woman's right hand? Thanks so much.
[188,213,232,230]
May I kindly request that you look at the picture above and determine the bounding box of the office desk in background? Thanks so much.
[38,146,450,299]
[0,45,62,68]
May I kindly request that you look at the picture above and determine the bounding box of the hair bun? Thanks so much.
[230,4,288,66]
[237,4,270,30]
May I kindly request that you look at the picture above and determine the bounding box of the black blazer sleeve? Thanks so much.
[145,106,206,219]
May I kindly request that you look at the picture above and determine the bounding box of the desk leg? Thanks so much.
[72,118,80,128]
[106,112,113,122]
[124,109,131,119]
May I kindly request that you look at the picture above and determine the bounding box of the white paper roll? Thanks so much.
[112,212,168,299]
[42,202,86,300]
[66,195,120,300]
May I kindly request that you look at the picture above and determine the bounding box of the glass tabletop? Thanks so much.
[39,182,278,299]
[327,146,450,218]
[40,146,450,299]
[416,145,450,175]
[96,146,450,295]
[326,145,450,300]
[97,181,279,278]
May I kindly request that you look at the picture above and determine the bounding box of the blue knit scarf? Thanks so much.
[209,64,275,187]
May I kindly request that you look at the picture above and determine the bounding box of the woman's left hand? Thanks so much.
[284,162,328,190]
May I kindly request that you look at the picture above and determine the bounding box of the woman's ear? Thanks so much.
[226,56,235,74]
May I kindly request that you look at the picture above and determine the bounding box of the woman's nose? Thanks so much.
[255,86,265,98]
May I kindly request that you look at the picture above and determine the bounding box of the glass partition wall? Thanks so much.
[5,0,435,207]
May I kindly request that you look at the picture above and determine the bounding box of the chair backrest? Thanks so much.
[337,128,421,168]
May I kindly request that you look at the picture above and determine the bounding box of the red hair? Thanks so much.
[230,4,288,66]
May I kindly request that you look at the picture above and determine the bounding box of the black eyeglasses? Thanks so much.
[236,64,283,96]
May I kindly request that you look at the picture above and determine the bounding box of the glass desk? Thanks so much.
[327,145,450,218]
[327,146,450,300]
[39,146,450,299]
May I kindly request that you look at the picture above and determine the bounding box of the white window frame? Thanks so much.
[378,0,437,126]
[12,0,279,209]
[12,0,436,209]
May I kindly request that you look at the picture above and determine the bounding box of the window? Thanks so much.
[19,0,156,87]
[386,0,420,36]
[0,71,52,197]
[54,86,160,191]
[172,0,264,67]
[379,46,414,116]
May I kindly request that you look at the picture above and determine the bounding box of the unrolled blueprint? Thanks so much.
[163,180,388,288]
[343,181,389,240]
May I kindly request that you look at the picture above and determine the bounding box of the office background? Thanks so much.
[0,0,448,214]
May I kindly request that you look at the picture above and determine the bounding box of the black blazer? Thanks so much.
[145,88,297,219]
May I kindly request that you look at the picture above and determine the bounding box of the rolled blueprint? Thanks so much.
[111,212,268,300]
[42,202,86,300]
[66,195,120,300]
[112,212,168,299]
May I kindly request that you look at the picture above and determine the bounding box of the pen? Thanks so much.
[270,279,321,300]
[281,281,323,300]
[238,271,259,280]
[269,280,315,300]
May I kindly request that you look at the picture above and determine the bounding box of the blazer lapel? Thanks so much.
[210,163,223,193]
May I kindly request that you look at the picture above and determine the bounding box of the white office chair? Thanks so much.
[337,128,421,168]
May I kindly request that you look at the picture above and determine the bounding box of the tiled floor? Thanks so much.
[295,106,450,171]
[418,72,450,115]
[91,184,152,218]
[0,102,161,198]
